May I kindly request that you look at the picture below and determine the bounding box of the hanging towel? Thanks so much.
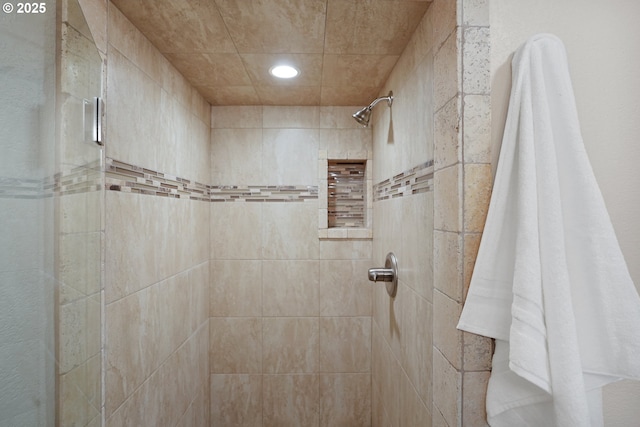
[457,33,640,427]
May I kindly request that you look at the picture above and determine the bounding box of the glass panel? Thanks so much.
[0,0,103,425]
[0,3,57,426]
[57,0,104,425]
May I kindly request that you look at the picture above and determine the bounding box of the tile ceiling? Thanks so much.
[110,0,432,106]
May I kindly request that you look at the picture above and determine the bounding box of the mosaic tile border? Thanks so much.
[373,160,434,202]
[0,161,102,199]
[106,158,318,202]
[328,160,366,228]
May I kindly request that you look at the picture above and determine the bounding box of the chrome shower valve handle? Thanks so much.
[367,252,398,297]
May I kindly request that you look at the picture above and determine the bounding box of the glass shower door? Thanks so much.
[0,0,103,425]
[0,3,58,425]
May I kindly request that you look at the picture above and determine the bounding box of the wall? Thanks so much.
[370,4,435,425]
[371,0,493,425]
[99,3,211,425]
[490,0,640,425]
[0,4,57,425]
[209,105,372,426]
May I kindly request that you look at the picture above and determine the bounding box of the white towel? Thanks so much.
[457,33,640,427]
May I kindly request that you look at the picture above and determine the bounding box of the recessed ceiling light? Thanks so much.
[269,65,299,79]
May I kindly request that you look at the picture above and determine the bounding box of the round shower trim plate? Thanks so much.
[385,252,398,297]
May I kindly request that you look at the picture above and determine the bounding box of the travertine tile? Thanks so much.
[211,106,262,129]
[107,4,165,85]
[322,54,399,88]
[210,260,262,317]
[210,318,262,374]
[263,106,320,129]
[321,86,380,107]
[319,240,372,260]
[434,164,463,232]
[262,129,319,185]
[398,287,432,405]
[463,163,492,232]
[434,230,463,302]
[262,202,319,260]
[434,28,460,111]
[319,128,372,155]
[255,86,322,106]
[319,260,372,317]
[77,0,107,54]
[263,317,319,374]
[320,106,368,129]
[433,348,461,427]
[464,232,482,298]
[463,94,491,163]
[463,371,491,426]
[58,231,101,303]
[371,380,386,427]
[463,26,491,95]
[106,46,162,169]
[106,331,202,426]
[191,88,211,126]
[215,0,327,54]
[262,260,319,317]
[324,0,429,55]
[400,367,432,427]
[461,0,490,26]
[210,374,262,427]
[463,331,493,371]
[263,374,319,427]
[431,0,457,50]
[434,290,463,370]
[432,405,449,427]
[111,0,236,55]
[59,355,101,427]
[165,52,252,87]
[400,192,434,301]
[320,373,371,427]
[210,202,262,260]
[435,94,461,171]
[319,317,371,373]
[210,128,263,186]
[104,192,157,303]
[199,85,261,106]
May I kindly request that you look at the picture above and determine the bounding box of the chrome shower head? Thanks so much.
[352,106,372,126]
[352,91,393,127]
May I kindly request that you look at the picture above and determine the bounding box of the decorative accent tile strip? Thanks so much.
[209,185,318,202]
[106,158,209,201]
[0,161,102,199]
[57,161,102,196]
[106,158,318,202]
[373,160,434,201]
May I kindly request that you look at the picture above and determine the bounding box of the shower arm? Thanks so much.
[367,92,393,109]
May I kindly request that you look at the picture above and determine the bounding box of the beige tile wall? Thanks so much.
[102,2,211,426]
[371,0,493,426]
[370,3,436,425]
[209,105,373,427]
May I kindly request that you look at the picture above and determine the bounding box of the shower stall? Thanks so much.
[0,0,103,425]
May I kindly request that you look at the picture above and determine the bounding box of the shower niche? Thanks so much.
[318,151,372,239]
